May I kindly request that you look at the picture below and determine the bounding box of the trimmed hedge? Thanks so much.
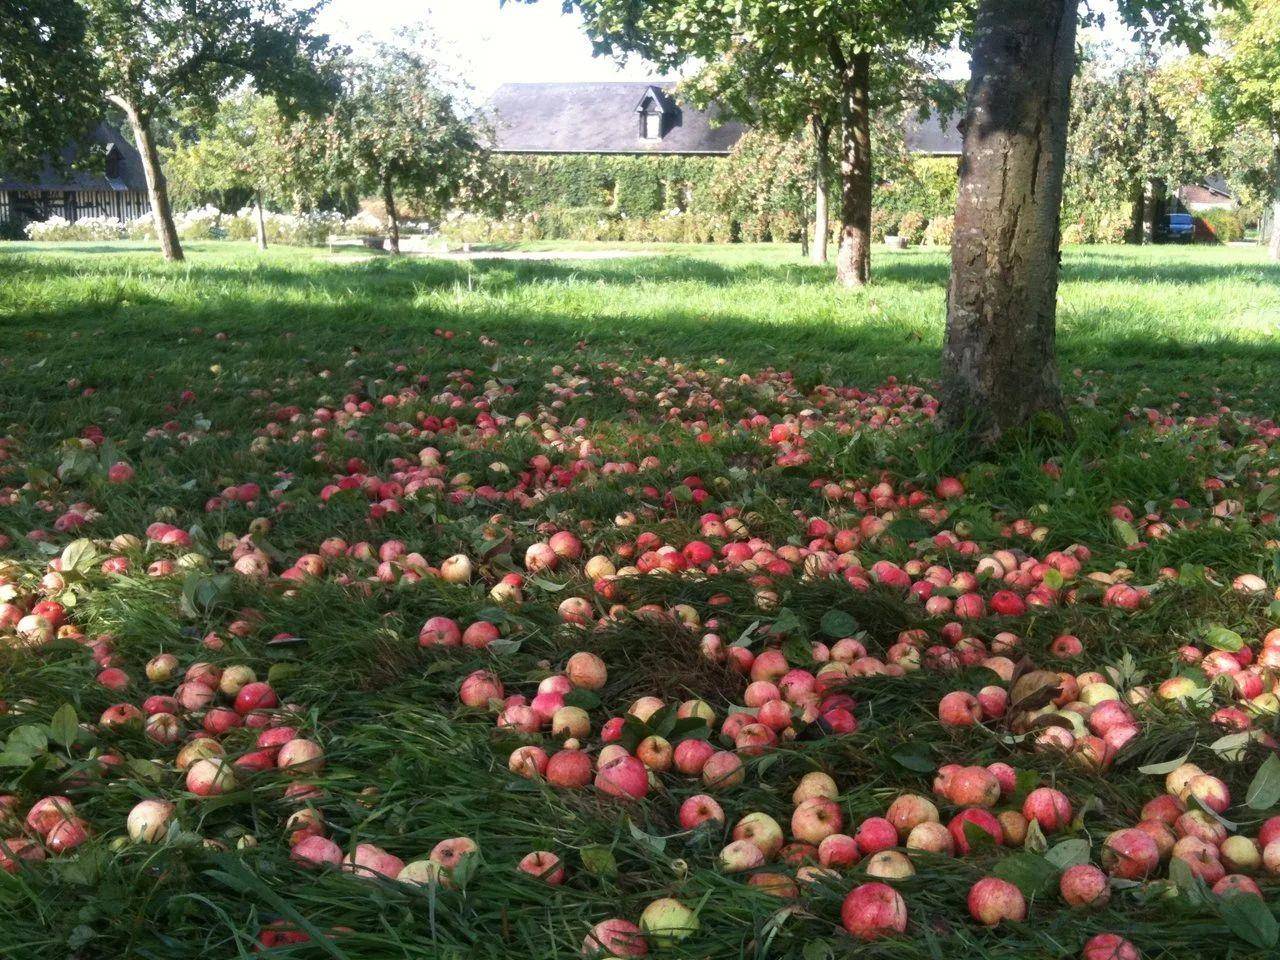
[496,155,720,219]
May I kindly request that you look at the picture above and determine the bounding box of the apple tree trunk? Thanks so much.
[113,96,183,263]
[382,177,401,255]
[1270,141,1280,261]
[812,117,831,265]
[255,189,268,251]
[835,49,872,288]
[940,0,1079,441]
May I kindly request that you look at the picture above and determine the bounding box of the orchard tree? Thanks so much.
[1066,49,1208,242]
[505,0,968,287]
[940,0,1223,442]
[1206,0,1280,259]
[82,0,334,261]
[323,35,486,255]
[685,57,840,263]
[1,0,101,176]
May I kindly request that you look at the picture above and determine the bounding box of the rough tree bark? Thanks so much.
[940,0,1079,441]
[1143,179,1166,243]
[811,117,831,265]
[1129,181,1145,245]
[382,176,401,255]
[255,189,268,251]
[833,46,872,287]
[1270,140,1280,262]
[110,95,183,262]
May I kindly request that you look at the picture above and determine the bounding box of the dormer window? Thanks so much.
[635,86,676,142]
[104,144,122,181]
[642,108,663,140]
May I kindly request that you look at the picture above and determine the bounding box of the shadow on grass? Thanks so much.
[3,246,1279,402]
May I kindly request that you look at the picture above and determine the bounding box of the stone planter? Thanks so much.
[884,235,908,251]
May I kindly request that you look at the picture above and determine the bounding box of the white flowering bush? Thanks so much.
[174,205,224,240]
[25,216,126,241]
[125,214,157,240]
[222,208,377,246]
[24,207,386,247]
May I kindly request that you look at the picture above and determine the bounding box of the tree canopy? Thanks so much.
[0,0,101,177]
[313,32,488,253]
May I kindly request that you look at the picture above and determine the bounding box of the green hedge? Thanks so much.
[1196,208,1245,243]
[495,155,721,218]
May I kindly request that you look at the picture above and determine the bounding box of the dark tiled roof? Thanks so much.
[904,110,963,156]
[485,82,748,155]
[487,82,965,159]
[0,122,149,193]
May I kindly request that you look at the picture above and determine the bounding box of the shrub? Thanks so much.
[923,215,955,247]
[1094,209,1130,245]
[871,209,898,243]
[25,216,125,241]
[896,211,927,245]
[174,205,224,240]
[1196,208,1244,243]
[1061,221,1087,245]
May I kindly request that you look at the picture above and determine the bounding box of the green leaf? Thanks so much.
[1220,892,1279,948]
[781,633,811,665]
[771,607,804,638]
[563,688,601,711]
[669,716,711,741]
[963,820,998,852]
[819,610,857,638]
[1168,856,1198,893]
[8,725,48,755]
[1138,752,1192,776]
[802,941,834,960]
[627,819,666,855]
[580,844,617,877]
[993,852,1059,896]
[1245,754,1280,811]
[1044,838,1092,869]
[487,638,524,656]
[1204,626,1244,652]
[1209,731,1253,762]
[49,704,78,748]
[267,663,301,685]
[1023,820,1048,854]
[890,741,935,773]
[886,516,931,541]
[619,716,649,753]
[1112,517,1139,546]
[60,539,98,574]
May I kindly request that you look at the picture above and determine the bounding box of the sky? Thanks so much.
[314,1,1136,101]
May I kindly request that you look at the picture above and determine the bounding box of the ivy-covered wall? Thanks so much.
[497,154,722,217]
[447,149,963,245]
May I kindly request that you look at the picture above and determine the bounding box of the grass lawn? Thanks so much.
[1,240,1280,959]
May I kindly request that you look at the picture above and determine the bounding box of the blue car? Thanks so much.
[1165,213,1195,241]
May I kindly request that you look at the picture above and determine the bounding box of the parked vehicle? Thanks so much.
[1164,213,1194,242]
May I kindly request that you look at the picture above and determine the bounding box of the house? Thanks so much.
[1174,176,1236,213]
[484,81,963,158]
[0,122,151,229]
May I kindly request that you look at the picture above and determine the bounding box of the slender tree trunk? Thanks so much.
[1269,200,1280,261]
[812,117,831,264]
[1129,181,1145,244]
[1146,179,1166,242]
[834,48,872,287]
[940,0,1079,441]
[382,177,400,255]
[255,189,268,252]
[1270,141,1280,261]
[109,95,183,263]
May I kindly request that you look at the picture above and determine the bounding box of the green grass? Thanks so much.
[0,240,1279,959]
